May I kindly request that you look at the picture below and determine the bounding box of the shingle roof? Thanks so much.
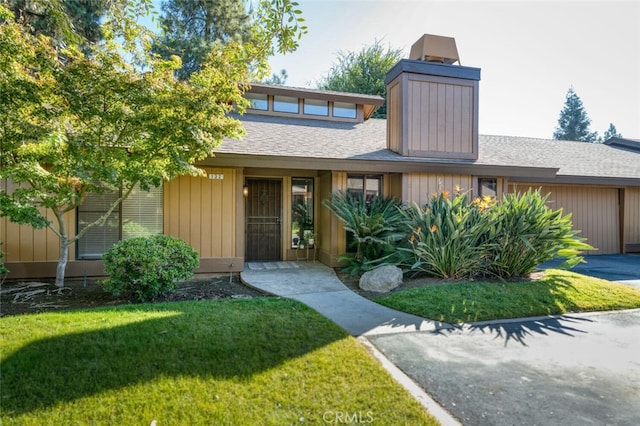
[216,114,640,182]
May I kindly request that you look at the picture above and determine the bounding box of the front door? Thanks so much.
[245,179,282,261]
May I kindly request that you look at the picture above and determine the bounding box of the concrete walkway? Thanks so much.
[241,261,452,336]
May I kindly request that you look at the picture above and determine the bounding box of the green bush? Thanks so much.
[101,235,200,302]
[484,189,593,278]
[322,191,405,275]
[401,191,488,279]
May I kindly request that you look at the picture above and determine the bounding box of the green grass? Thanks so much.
[0,298,438,425]
[376,269,640,323]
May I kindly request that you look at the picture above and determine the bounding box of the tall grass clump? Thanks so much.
[325,187,593,280]
[401,190,489,278]
[322,191,404,275]
[484,188,593,278]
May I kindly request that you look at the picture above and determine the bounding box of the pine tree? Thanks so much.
[553,87,599,142]
[154,0,252,80]
[7,0,106,45]
[602,123,622,141]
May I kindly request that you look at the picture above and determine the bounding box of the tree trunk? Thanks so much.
[55,237,69,287]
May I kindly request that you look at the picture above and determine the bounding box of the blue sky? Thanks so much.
[148,1,640,140]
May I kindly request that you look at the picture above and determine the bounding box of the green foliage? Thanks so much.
[602,123,622,141]
[325,187,593,280]
[0,0,305,286]
[401,190,488,279]
[322,191,404,275]
[317,40,403,118]
[553,86,599,142]
[154,0,252,79]
[484,189,593,278]
[101,235,200,302]
[0,242,9,277]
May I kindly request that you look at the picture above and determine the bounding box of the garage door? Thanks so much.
[509,184,620,254]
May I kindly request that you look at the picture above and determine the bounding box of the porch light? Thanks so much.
[243,184,249,197]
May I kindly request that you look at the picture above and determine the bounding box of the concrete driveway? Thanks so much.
[367,310,640,426]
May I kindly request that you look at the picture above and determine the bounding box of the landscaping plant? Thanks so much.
[322,191,405,275]
[101,235,199,302]
[484,188,593,277]
[401,190,488,278]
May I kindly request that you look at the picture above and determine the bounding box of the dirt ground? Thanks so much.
[0,274,265,317]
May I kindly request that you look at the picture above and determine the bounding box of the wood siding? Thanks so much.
[403,173,473,206]
[387,71,478,160]
[1,179,76,263]
[387,81,401,153]
[317,171,347,266]
[510,184,620,254]
[623,187,640,249]
[164,167,239,259]
[407,78,474,156]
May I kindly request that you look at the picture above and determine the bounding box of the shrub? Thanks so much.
[401,191,489,279]
[101,235,200,302]
[322,191,405,275]
[484,189,593,278]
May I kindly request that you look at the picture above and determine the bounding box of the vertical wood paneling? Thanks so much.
[1,179,72,262]
[387,82,401,153]
[509,184,620,254]
[404,173,473,206]
[445,84,454,151]
[200,172,213,257]
[624,187,640,246]
[453,85,462,153]
[404,78,475,158]
[163,168,238,259]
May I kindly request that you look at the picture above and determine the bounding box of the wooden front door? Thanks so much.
[245,179,282,261]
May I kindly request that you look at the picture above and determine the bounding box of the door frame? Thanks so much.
[244,178,283,262]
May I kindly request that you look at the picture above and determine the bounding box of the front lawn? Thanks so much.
[376,269,640,323]
[0,298,438,425]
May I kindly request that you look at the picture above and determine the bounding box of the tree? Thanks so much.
[317,40,403,119]
[553,87,599,142]
[602,123,622,141]
[154,0,252,80]
[261,68,288,85]
[6,0,106,45]
[0,0,306,287]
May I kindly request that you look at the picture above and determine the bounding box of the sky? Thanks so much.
[149,1,640,140]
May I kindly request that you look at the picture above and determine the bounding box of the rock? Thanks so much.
[359,265,403,293]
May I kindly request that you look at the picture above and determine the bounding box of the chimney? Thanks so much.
[409,34,460,64]
[386,34,480,160]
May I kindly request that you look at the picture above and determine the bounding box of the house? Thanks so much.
[3,34,640,280]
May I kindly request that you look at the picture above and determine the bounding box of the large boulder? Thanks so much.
[359,265,403,293]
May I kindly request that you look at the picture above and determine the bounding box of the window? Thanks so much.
[273,95,299,113]
[333,102,357,118]
[345,175,382,252]
[303,99,329,116]
[291,178,314,248]
[479,178,497,197]
[347,175,382,204]
[77,184,163,259]
[246,93,268,110]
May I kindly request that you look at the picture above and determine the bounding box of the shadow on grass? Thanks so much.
[1,298,345,416]
[431,271,599,346]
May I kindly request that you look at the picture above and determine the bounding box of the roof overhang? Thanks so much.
[199,153,558,178]
[509,175,640,187]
